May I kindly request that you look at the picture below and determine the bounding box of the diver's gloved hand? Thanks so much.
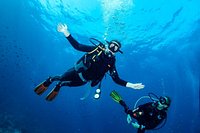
[57,23,70,37]
[127,114,132,124]
[126,82,145,90]
[131,122,140,129]
[127,115,145,129]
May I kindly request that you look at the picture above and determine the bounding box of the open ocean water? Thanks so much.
[0,0,199,133]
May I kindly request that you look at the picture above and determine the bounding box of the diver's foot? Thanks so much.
[45,84,60,101]
[34,77,52,95]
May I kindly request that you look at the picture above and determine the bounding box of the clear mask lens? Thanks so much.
[109,43,119,52]
[109,43,115,48]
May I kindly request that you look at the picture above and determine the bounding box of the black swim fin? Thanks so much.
[45,85,60,101]
[34,77,52,95]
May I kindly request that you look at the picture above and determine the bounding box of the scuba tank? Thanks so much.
[74,38,106,74]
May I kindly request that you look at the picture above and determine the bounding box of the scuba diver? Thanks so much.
[34,23,145,101]
[110,90,171,133]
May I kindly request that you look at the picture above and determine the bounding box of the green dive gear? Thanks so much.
[110,90,122,103]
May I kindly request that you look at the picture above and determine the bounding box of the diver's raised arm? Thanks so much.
[57,23,95,52]
[57,23,70,37]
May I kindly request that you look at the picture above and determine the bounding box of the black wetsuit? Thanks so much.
[119,100,167,133]
[50,35,127,89]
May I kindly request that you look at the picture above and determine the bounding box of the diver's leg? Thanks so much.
[46,80,86,100]
[60,80,87,87]
[119,100,130,113]
[60,67,83,82]
[45,81,86,101]
[45,68,86,101]
[49,76,62,82]
[37,67,81,87]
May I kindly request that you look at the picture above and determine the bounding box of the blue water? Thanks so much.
[0,0,199,133]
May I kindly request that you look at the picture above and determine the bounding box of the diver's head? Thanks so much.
[106,40,123,54]
[157,96,171,110]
